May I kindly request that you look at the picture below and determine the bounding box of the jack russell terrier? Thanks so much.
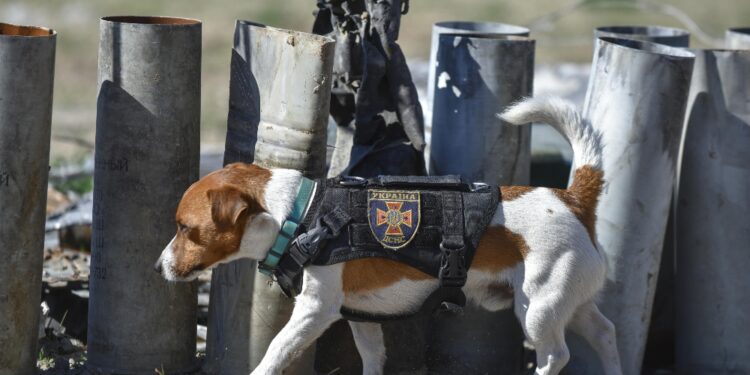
[156,97,623,375]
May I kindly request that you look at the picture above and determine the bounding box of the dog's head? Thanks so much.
[155,163,279,281]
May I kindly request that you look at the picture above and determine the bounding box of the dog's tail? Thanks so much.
[499,96,602,170]
[499,96,604,214]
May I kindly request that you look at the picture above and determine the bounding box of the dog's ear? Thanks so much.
[206,186,253,230]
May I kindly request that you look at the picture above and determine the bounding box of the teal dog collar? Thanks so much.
[259,177,317,276]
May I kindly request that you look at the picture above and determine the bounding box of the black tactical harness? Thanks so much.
[268,175,499,322]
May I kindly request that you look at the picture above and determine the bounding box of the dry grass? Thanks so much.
[3,0,748,162]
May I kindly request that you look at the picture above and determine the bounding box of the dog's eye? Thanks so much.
[178,223,190,233]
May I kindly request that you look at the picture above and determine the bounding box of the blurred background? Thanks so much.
[3,0,750,165]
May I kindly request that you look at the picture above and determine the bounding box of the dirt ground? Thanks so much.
[36,331,86,375]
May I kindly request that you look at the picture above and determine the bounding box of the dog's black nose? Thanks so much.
[154,260,163,274]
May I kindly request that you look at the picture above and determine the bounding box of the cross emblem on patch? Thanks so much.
[376,202,414,235]
[368,190,421,249]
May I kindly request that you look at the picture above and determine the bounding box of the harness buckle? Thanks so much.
[437,300,465,316]
[288,224,328,267]
[439,240,467,288]
[471,182,490,192]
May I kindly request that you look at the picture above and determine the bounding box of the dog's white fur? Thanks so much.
[159,97,622,375]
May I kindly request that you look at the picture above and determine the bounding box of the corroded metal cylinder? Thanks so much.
[205,21,334,375]
[726,27,750,49]
[571,25,689,374]
[0,22,55,375]
[427,34,534,375]
[430,33,534,185]
[87,16,201,374]
[425,22,528,168]
[567,37,694,375]
[675,47,750,374]
[426,21,529,114]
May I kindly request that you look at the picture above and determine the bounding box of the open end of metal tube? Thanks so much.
[727,27,750,35]
[695,48,750,54]
[435,21,529,36]
[599,36,695,58]
[597,25,689,38]
[440,33,533,42]
[0,22,55,37]
[102,16,200,25]
[236,20,335,44]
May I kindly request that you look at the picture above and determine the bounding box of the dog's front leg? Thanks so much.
[252,266,343,374]
[349,321,386,375]
[251,298,338,374]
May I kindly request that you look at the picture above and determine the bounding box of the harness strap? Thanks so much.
[431,190,469,316]
[370,174,465,189]
[439,191,467,287]
[275,207,352,297]
[341,284,467,323]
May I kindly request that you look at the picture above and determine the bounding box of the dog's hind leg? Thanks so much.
[568,301,623,375]
[349,321,386,375]
[516,282,576,375]
[524,301,570,375]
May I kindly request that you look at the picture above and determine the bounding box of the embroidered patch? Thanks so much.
[368,190,421,250]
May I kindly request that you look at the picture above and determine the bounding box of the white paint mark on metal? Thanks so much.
[437,71,450,89]
[451,85,462,98]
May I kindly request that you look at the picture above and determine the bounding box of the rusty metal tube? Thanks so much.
[726,27,750,49]
[87,16,201,374]
[675,47,750,374]
[427,33,534,374]
[204,20,334,375]
[0,22,55,375]
[566,37,694,375]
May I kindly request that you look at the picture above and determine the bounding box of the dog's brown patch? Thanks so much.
[501,185,535,201]
[552,165,604,242]
[472,226,529,272]
[171,163,271,277]
[342,258,432,294]
[342,225,529,293]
